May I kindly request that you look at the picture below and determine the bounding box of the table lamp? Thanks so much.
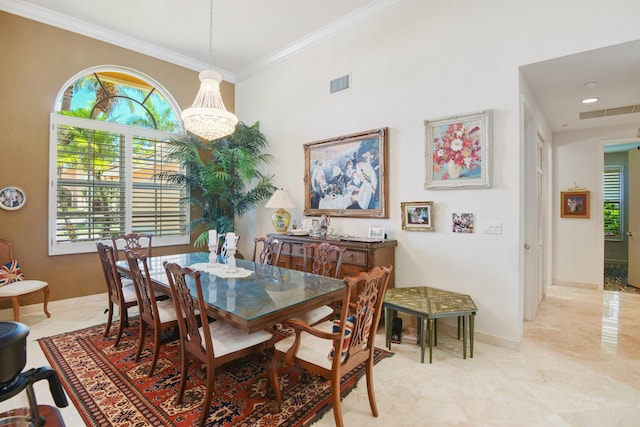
[265,189,296,234]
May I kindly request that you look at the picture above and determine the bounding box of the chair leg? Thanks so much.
[365,356,378,417]
[148,327,162,376]
[177,349,189,403]
[42,286,51,318]
[104,301,114,338]
[11,296,20,322]
[331,377,344,427]
[114,307,126,347]
[135,322,146,362]
[268,359,282,413]
[197,366,215,427]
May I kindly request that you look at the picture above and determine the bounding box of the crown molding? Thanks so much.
[2,0,411,84]
[234,0,411,82]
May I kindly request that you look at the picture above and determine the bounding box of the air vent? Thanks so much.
[330,74,350,94]
[579,104,640,120]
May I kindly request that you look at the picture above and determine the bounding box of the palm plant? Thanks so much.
[160,122,276,247]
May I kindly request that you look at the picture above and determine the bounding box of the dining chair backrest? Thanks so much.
[164,262,212,359]
[111,233,152,261]
[124,250,158,325]
[303,242,346,278]
[252,237,283,266]
[96,242,125,303]
[96,242,137,346]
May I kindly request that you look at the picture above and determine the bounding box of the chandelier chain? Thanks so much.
[209,0,213,69]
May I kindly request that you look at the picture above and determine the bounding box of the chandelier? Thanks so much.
[181,0,238,141]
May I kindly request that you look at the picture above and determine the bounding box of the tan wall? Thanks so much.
[0,12,235,307]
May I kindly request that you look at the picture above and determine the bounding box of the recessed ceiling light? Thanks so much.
[584,81,598,89]
[581,97,599,104]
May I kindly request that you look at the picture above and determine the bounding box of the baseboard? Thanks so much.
[553,280,598,290]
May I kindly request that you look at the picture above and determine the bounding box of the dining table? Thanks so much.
[115,252,345,333]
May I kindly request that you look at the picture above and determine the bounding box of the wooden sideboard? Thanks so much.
[268,234,397,289]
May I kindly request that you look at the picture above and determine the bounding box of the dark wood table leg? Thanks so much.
[428,318,434,364]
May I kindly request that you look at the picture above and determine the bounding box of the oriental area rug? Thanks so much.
[38,319,392,426]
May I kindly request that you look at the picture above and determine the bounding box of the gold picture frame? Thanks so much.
[304,128,388,218]
[401,201,434,231]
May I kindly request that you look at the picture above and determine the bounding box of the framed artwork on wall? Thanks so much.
[561,190,590,218]
[452,213,474,233]
[0,186,26,211]
[425,110,492,189]
[304,128,388,218]
[401,201,433,231]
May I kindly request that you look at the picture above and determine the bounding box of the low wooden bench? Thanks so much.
[383,286,477,363]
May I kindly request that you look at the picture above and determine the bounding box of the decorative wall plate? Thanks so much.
[0,186,27,211]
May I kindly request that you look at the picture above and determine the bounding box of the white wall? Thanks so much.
[234,0,640,346]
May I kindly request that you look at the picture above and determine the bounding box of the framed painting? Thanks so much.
[561,190,590,218]
[425,110,492,189]
[401,201,433,231]
[304,128,388,218]
[0,186,27,211]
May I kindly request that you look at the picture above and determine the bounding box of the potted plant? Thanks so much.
[160,121,276,247]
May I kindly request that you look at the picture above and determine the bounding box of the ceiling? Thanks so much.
[521,39,640,135]
[3,0,640,136]
[2,0,407,82]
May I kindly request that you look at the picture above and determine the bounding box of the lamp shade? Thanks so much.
[265,189,296,234]
[265,189,296,209]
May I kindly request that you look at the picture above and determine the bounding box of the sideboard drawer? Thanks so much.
[342,249,367,266]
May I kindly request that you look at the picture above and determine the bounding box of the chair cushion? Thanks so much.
[274,320,335,370]
[0,280,48,296]
[0,260,24,287]
[290,305,334,325]
[155,299,179,323]
[202,320,272,358]
[121,285,138,304]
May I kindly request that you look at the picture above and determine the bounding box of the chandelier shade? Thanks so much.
[181,70,238,141]
[181,0,238,141]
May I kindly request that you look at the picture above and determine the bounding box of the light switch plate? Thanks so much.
[483,221,502,234]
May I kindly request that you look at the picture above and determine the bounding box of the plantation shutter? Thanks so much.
[56,123,126,244]
[131,136,185,235]
[603,166,623,240]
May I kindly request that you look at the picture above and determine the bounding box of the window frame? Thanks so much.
[603,165,624,242]
[49,67,189,255]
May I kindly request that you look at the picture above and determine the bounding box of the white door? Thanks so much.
[628,148,640,286]
[523,119,546,321]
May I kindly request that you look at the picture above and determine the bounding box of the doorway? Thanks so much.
[603,141,639,294]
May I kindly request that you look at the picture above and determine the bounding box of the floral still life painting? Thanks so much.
[452,213,474,233]
[425,110,491,189]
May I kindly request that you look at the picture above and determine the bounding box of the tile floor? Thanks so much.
[1,284,640,426]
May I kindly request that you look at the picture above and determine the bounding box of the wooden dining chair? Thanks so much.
[125,249,178,376]
[112,233,153,286]
[96,242,138,346]
[292,242,346,326]
[0,238,50,322]
[252,237,283,266]
[163,261,274,427]
[269,265,393,427]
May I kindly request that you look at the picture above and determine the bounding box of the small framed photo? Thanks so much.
[452,213,474,233]
[368,225,385,239]
[401,201,433,231]
[0,186,27,211]
[561,190,590,218]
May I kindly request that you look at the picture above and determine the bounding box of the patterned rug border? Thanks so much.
[38,320,393,426]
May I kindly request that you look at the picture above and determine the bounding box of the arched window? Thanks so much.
[49,66,188,255]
